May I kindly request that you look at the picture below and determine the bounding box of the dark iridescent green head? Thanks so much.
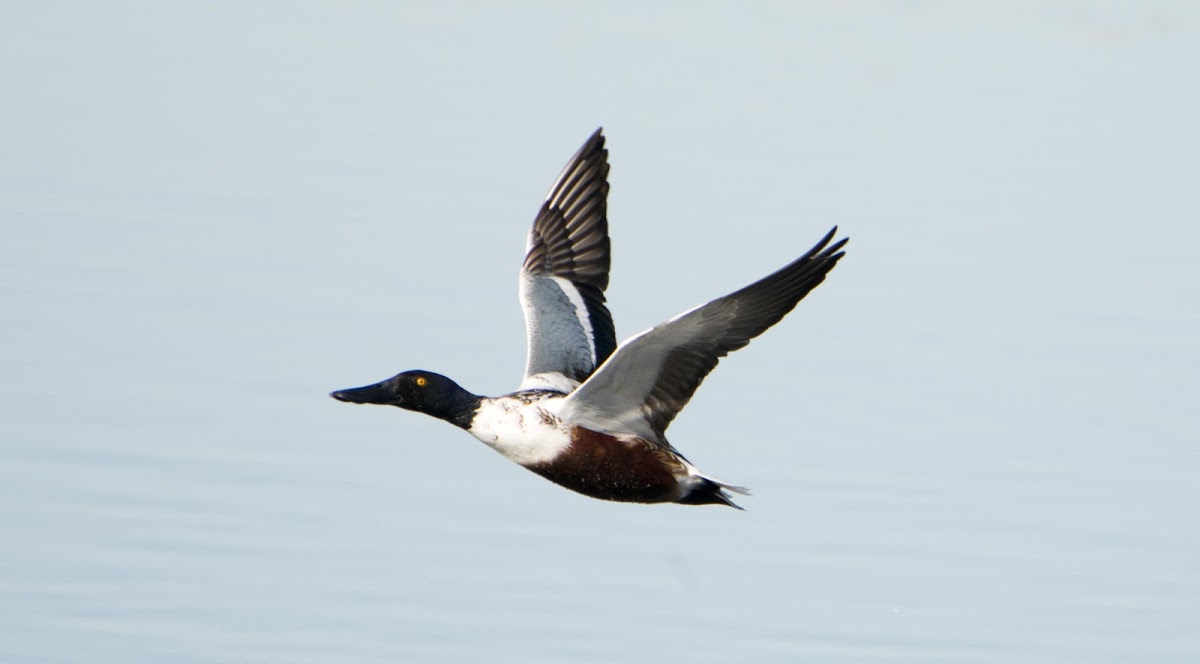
[330,370,480,429]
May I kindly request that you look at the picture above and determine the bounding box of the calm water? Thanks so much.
[3,4,1198,662]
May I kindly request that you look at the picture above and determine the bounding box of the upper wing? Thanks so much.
[519,128,617,392]
[557,228,847,441]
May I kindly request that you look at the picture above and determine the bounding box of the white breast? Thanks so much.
[467,396,572,466]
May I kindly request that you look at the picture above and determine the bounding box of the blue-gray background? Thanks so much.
[3,3,1197,662]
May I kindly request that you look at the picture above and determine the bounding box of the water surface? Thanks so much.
[3,4,1198,662]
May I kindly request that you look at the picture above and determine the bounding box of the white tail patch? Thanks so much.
[682,460,751,496]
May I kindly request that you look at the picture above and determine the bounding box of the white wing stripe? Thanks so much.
[549,275,596,366]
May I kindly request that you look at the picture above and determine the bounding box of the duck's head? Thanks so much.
[330,370,480,429]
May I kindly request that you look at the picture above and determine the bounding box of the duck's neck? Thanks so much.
[422,388,483,431]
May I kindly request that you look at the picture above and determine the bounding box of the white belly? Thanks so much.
[467,396,572,466]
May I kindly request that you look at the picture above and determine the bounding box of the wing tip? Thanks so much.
[578,127,606,161]
[815,226,849,256]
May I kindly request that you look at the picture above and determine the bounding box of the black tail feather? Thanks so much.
[676,478,748,510]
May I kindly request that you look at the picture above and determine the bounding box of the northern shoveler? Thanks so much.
[331,129,847,508]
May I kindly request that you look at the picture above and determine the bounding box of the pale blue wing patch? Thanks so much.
[519,129,616,389]
[519,274,596,391]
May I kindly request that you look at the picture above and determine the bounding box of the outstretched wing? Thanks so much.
[557,228,847,441]
[519,128,617,392]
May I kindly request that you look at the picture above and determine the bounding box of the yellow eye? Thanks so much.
[415,376,427,387]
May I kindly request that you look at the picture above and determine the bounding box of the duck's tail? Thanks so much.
[677,476,751,509]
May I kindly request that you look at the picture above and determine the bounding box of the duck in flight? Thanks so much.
[331,129,847,508]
